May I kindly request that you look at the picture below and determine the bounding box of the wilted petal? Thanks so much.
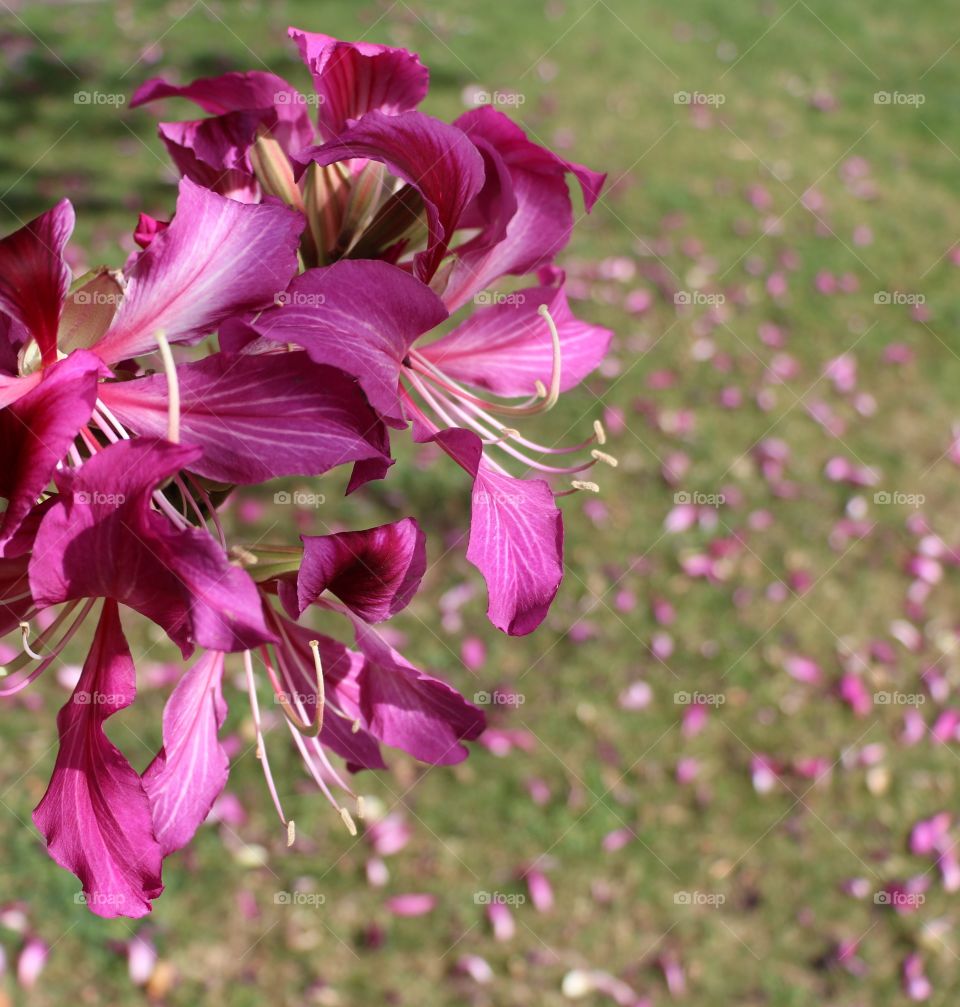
[33,600,164,918]
[294,518,426,622]
[142,651,229,855]
[100,351,392,484]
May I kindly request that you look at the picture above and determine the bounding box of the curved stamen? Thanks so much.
[153,330,180,445]
[19,621,44,660]
[243,649,289,830]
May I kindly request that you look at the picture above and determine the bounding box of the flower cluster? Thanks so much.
[0,28,611,917]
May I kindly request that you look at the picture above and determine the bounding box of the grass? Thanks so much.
[3,0,960,1003]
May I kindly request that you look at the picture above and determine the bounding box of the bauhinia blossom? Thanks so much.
[0,26,613,918]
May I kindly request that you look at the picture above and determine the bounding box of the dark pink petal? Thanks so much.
[0,200,74,367]
[133,213,168,249]
[155,115,264,203]
[420,274,612,396]
[29,438,273,655]
[92,178,302,363]
[142,651,229,855]
[295,518,426,622]
[0,351,105,556]
[288,29,429,138]
[352,620,485,764]
[443,107,606,310]
[295,111,485,282]
[33,600,164,918]
[99,351,391,484]
[426,427,563,636]
[131,70,314,152]
[226,260,447,424]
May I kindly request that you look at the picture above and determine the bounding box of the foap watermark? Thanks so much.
[474,290,526,307]
[473,690,526,707]
[674,290,725,306]
[473,89,526,107]
[275,290,326,308]
[473,891,526,906]
[673,891,726,907]
[74,91,126,106]
[76,491,125,506]
[73,691,126,706]
[75,891,126,907]
[873,490,925,509]
[874,890,924,909]
[274,490,326,508]
[674,91,725,106]
[874,91,925,106]
[874,691,926,706]
[274,890,326,907]
[275,91,325,106]
[71,290,122,307]
[674,490,725,508]
[674,691,726,707]
[874,291,925,306]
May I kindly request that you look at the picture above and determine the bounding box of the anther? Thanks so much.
[593,420,607,445]
[571,480,600,493]
[287,820,296,847]
[591,449,618,468]
[339,807,358,836]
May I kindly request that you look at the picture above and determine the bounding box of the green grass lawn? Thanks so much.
[3,0,960,1004]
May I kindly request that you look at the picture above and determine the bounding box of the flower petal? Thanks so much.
[29,438,274,655]
[294,518,426,622]
[288,28,429,138]
[92,178,302,363]
[0,351,105,556]
[225,259,447,424]
[99,351,392,484]
[426,427,564,635]
[0,200,74,367]
[33,600,164,918]
[420,272,612,396]
[443,108,606,310]
[142,650,229,855]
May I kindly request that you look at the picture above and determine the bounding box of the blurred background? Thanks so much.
[2,0,960,1003]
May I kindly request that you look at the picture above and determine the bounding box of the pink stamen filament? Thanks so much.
[242,648,289,829]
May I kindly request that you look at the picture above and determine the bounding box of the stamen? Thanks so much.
[243,650,289,828]
[356,796,366,820]
[593,420,607,445]
[536,304,563,411]
[572,480,600,493]
[591,449,618,468]
[19,622,43,660]
[286,819,296,847]
[153,330,180,444]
